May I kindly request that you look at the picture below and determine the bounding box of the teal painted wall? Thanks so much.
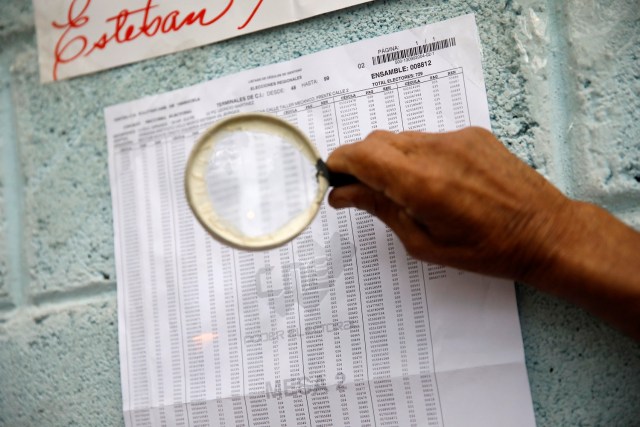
[1,0,639,425]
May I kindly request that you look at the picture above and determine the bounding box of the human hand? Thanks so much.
[326,127,577,284]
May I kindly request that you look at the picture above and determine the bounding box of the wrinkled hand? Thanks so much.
[326,127,575,283]
[327,127,640,339]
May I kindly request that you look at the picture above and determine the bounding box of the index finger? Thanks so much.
[326,130,437,209]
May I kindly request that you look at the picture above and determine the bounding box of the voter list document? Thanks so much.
[105,14,535,427]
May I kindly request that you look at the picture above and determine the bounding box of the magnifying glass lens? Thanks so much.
[205,129,319,239]
[186,113,337,250]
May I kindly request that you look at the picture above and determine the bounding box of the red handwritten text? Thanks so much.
[51,0,266,80]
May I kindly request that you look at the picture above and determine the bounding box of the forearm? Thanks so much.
[526,200,640,339]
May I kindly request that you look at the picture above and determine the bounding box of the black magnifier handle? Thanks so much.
[316,159,359,188]
[328,171,359,187]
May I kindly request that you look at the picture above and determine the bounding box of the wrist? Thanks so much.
[521,200,640,339]
[514,197,585,290]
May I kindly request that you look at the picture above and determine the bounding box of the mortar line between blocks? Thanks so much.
[0,55,28,308]
[546,0,575,197]
[32,281,117,307]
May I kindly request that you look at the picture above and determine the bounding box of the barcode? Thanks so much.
[371,37,457,65]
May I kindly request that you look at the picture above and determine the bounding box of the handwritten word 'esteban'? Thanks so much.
[51,0,265,81]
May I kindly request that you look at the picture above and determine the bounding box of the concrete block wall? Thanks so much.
[0,0,638,425]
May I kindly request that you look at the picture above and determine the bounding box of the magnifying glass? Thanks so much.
[185,113,357,251]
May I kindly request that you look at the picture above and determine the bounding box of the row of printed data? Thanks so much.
[113,71,469,157]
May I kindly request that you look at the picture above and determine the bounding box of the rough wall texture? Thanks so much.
[564,0,640,208]
[0,145,6,306]
[1,0,638,426]
[0,107,6,305]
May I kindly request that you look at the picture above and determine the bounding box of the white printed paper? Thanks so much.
[33,0,371,82]
[105,14,536,427]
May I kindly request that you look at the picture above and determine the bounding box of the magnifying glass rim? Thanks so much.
[185,112,329,251]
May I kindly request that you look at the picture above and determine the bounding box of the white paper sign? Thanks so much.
[105,14,536,426]
[32,0,371,82]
